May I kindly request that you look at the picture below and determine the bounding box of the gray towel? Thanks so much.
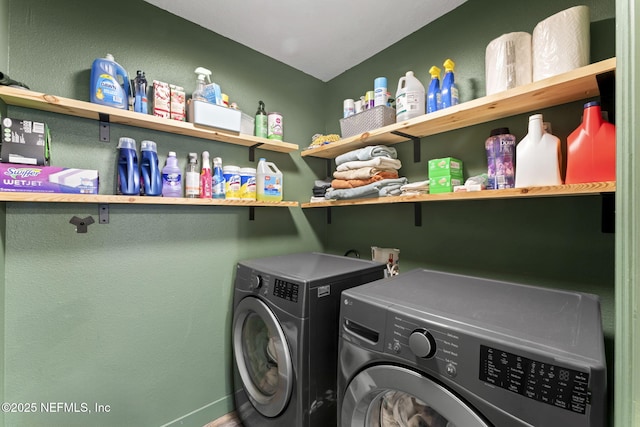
[325,177,408,200]
[335,145,397,166]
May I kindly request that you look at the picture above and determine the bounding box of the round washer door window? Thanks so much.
[342,365,490,427]
[233,296,293,417]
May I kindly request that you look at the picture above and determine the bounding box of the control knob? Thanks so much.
[251,275,263,291]
[408,329,436,359]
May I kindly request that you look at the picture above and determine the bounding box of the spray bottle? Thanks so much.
[427,66,442,113]
[193,67,212,102]
[200,151,213,198]
[441,59,459,108]
[185,152,200,198]
[212,156,225,199]
[255,101,268,138]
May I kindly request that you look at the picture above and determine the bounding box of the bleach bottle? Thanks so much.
[441,59,459,108]
[162,152,183,197]
[256,158,283,202]
[140,140,162,196]
[395,71,425,122]
[116,137,140,195]
[90,54,130,110]
[427,66,442,113]
[515,114,563,188]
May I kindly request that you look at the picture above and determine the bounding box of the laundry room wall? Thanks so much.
[318,0,617,416]
[0,1,327,426]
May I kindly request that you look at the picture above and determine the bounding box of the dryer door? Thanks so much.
[233,296,293,418]
[342,365,491,427]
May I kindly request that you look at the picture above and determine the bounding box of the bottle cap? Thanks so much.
[429,66,441,78]
[374,77,387,88]
[140,140,157,152]
[117,137,136,149]
[168,151,176,157]
[489,128,510,137]
[584,101,600,108]
[443,59,455,71]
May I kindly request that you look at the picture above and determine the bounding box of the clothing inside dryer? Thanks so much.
[242,313,279,396]
[375,391,454,427]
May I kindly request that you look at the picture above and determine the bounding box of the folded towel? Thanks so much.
[333,167,398,180]
[336,157,402,172]
[325,177,408,200]
[331,171,399,189]
[335,145,397,166]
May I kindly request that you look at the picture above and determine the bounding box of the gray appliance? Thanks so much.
[232,252,386,427]
[338,268,607,427]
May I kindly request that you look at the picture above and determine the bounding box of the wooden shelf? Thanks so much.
[300,182,616,208]
[301,58,616,159]
[0,86,299,154]
[0,192,298,207]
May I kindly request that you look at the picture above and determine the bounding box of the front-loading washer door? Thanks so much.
[342,365,490,427]
[233,296,293,418]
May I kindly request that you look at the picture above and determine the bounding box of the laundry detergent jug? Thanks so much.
[116,137,140,195]
[140,140,162,196]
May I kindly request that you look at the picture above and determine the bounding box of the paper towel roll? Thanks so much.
[485,32,532,96]
[532,5,590,81]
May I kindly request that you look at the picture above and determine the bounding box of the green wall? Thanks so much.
[0,0,620,426]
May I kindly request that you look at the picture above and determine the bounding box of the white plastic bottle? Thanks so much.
[185,152,200,198]
[256,158,283,202]
[395,71,425,122]
[515,114,563,188]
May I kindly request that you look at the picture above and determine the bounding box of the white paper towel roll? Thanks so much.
[485,32,532,96]
[532,5,590,81]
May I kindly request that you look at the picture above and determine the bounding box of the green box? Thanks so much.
[428,157,463,178]
[429,175,463,194]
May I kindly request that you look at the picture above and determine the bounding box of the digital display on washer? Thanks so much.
[479,345,590,414]
[273,279,299,302]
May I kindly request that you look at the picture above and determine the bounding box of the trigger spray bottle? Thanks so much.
[427,66,442,113]
[199,151,212,198]
[441,59,459,108]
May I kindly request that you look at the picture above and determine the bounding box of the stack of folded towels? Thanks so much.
[325,145,408,200]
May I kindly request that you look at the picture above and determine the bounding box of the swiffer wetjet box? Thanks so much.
[0,164,98,194]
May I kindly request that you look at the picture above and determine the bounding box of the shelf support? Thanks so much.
[596,70,615,124]
[326,159,332,178]
[249,143,263,162]
[99,203,109,224]
[414,203,422,227]
[98,113,110,142]
[327,207,332,225]
[391,131,421,162]
[249,206,255,221]
[601,192,615,233]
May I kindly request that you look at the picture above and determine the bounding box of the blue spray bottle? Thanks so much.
[427,66,442,113]
[441,59,459,108]
[116,137,140,195]
[140,140,162,196]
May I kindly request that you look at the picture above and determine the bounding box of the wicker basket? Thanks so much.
[339,105,396,138]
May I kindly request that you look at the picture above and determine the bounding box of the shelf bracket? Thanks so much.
[326,159,332,178]
[99,203,109,224]
[327,207,332,225]
[596,70,615,124]
[249,206,255,221]
[391,131,421,162]
[601,192,615,233]
[414,202,422,227]
[99,113,110,142]
[69,215,95,233]
[249,143,263,162]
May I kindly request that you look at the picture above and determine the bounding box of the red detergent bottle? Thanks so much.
[565,101,616,184]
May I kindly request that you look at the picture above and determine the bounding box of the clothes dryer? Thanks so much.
[232,252,386,427]
[338,269,607,427]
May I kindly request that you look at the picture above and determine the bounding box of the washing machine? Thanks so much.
[338,268,607,427]
[232,252,387,427]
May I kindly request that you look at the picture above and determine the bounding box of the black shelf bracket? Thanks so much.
[391,131,421,162]
[249,143,263,162]
[99,203,109,224]
[326,159,333,178]
[601,192,615,233]
[596,70,615,124]
[414,203,422,227]
[327,207,332,224]
[98,113,110,142]
[249,206,255,221]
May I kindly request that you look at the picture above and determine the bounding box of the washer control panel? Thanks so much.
[272,278,299,303]
[479,345,590,414]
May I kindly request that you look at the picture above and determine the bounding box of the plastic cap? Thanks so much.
[259,158,266,162]
[584,101,600,109]
[406,71,415,77]
[168,151,177,157]
[443,59,455,71]
[105,53,114,61]
[140,140,157,152]
[374,77,387,88]
[429,66,441,78]
[202,151,210,159]
[117,137,136,149]
[490,128,511,137]
[529,114,543,121]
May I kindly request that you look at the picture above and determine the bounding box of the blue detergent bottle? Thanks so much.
[140,140,162,196]
[441,58,459,108]
[427,66,442,113]
[90,54,130,109]
[116,137,140,195]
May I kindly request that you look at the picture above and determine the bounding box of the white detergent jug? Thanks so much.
[515,114,563,187]
[256,158,283,202]
[395,71,425,122]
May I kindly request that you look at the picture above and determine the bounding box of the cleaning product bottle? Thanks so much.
[255,101,268,138]
[485,128,516,189]
[395,71,425,122]
[161,151,182,197]
[90,54,130,110]
[565,101,616,184]
[441,59,459,109]
[116,137,140,195]
[427,66,442,113]
[192,67,212,102]
[140,140,162,196]
[212,156,225,199]
[185,152,200,198]
[133,70,148,114]
[374,77,388,107]
[515,114,563,188]
[199,151,212,198]
[256,157,283,202]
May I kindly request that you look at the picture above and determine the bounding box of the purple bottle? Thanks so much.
[485,127,516,190]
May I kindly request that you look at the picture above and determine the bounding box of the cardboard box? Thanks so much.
[429,175,463,194]
[188,100,242,133]
[152,80,171,119]
[0,163,98,194]
[1,117,51,165]
[170,84,186,121]
[428,157,463,178]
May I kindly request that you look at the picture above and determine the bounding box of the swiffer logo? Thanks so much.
[5,167,42,178]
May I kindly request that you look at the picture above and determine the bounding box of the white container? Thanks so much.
[223,165,241,200]
[240,167,257,200]
[343,99,355,118]
[515,114,563,188]
[256,158,283,202]
[395,71,425,122]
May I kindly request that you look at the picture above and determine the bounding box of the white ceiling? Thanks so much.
[143,0,467,82]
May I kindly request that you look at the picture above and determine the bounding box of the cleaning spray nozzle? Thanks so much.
[429,66,441,79]
[194,67,212,83]
[443,59,455,72]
